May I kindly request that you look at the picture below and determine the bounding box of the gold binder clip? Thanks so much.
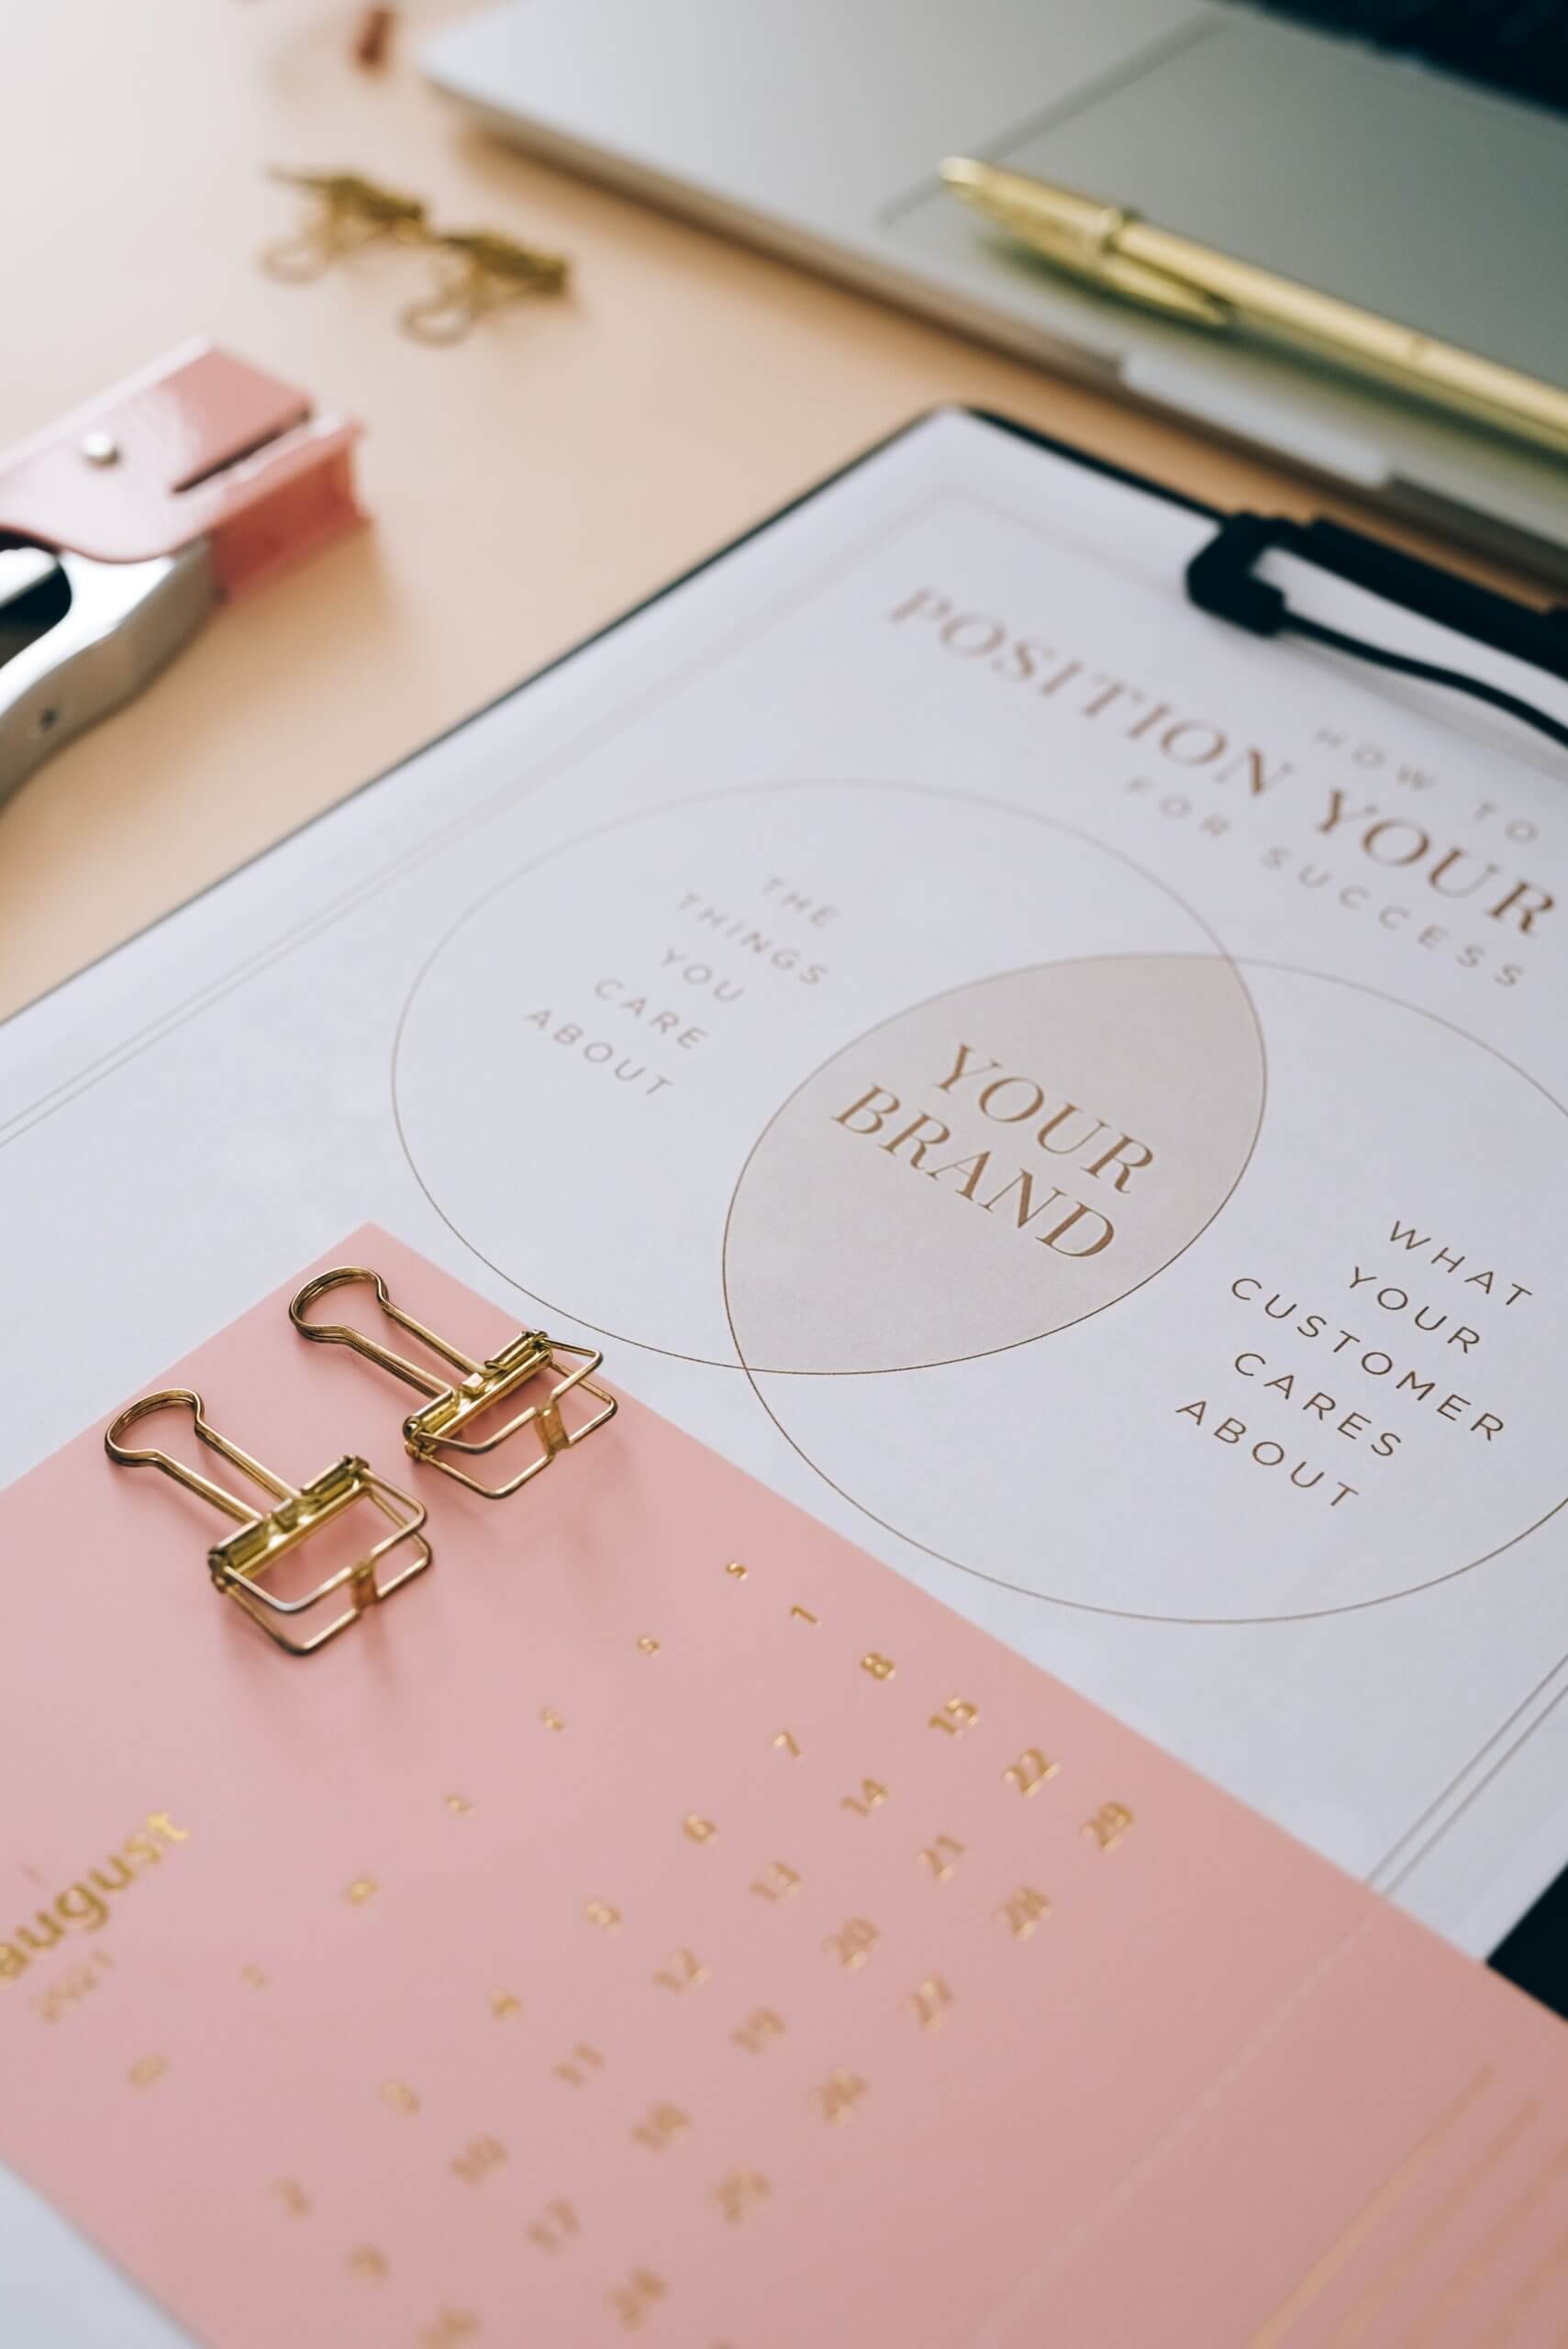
[261,169,429,282]
[289,1267,616,1498]
[105,1389,430,1654]
[400,228,570,344]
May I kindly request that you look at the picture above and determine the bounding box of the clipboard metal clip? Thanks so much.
[289,1267,617,1499]
[1185,509,1568,754]
[105,1389,430,1655]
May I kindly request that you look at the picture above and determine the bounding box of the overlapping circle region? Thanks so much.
[722,952,1264,1375]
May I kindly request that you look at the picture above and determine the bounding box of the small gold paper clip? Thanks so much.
[105,1389,430,1654]
[262,169,429,283]
[400,229,570,344]
[289,1267,616,1498]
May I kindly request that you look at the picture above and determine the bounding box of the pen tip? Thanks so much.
[940,156,983,191]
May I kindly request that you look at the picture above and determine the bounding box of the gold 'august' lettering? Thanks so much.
[0,1813,191,1987]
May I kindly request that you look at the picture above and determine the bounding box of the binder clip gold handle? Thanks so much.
[106,1387,430,1656]
[106,1387,288,1519]
[290,1266,617,1500]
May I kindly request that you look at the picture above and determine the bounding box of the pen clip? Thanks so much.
[1010,204,1230,329]
[940,160,1229,329]
[1086,244,1230,330]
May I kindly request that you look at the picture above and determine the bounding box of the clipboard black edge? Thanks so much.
[4,399,1563,2018]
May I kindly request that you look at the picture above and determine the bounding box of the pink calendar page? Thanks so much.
[2,1227,1567,2349]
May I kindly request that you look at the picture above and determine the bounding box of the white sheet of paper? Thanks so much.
[4,406,1566,2341]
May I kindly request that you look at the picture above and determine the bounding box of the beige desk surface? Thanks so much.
[0,0,1540,1024]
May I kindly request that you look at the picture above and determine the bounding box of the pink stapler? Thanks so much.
[0,340,362,807]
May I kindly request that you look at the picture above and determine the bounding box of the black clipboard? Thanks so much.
[5,402,1565,2014]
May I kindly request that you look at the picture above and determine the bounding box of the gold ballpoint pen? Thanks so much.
[940,157,1568,463]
